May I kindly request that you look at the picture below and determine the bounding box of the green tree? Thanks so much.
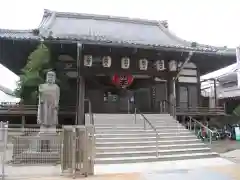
[233,104,240,116]
[14,43,51,104]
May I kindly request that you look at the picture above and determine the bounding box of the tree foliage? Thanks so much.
[14,44,52,104]
[233,104,240,116]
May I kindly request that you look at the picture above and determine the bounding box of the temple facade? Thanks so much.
[0,9,237,125]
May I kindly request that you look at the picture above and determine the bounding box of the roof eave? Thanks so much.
[0,37,40,41]
[0,33,235,57]
[41,37,236,56]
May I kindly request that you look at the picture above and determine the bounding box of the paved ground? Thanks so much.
[94,157,233,174]
[4,164,240,180]
[2,157,234,179]
[208,139,240,154]
[206,139,240,163]
[3,139,240,179]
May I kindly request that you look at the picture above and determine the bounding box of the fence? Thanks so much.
[11,128,62,165]
[0,124,95,179]
[0,122,8,180]
[61,125,95,178]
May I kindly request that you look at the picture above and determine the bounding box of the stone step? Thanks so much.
[94,119,177,125]
[95,131,192,138]
[95,152,219,164]
[95,125,185,130]
[96,139,201,147]
[92,113,217,164]
[93,113,170,116]
[95,129,188,134]
[94,123,181,127]
[147,121,179,124]
[95,135,196,142]
[94,121,179,126]
[95,147,212,158]
[144,114,172,116]
[96,143,208,153]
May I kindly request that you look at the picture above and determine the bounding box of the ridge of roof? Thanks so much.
[42,9,168,27]
[40,9,235,54]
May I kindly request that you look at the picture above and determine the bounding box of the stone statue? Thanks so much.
[37,71,60,129]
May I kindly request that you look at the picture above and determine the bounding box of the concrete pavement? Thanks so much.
[4,157,237,180]
[9,164,240,180]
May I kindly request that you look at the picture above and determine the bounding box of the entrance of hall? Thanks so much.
[90,81,168,114]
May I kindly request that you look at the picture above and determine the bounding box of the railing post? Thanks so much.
[189,117,192,131]
[194,121,196,134]
[209,130,212,144]
[159,101,162,113]
[163,101,166,113]
[134,108,137,124]
[88,100,93,125]
[144,118,146,130]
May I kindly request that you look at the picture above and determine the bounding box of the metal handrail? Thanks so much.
[160,100,216,144]
[188,116,214,144]
[84,99,94,125]
[134,107,159,157]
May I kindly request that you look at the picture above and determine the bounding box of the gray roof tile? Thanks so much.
[219,88,240,98]
[38,9,220,52]
[0,29,39,40]
[0,9,236,55]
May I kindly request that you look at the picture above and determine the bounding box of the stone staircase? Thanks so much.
[94,114,218,164]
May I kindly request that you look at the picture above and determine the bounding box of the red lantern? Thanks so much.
[112,74,134,88]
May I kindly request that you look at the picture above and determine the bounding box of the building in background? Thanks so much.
[201,47,240,114]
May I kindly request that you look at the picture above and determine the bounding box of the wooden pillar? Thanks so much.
[78,77,86,124]
[167,77,177,117]
[76,43,85,125]
[167,78,172,113]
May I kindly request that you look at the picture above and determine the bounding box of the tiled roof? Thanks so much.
[0,84,14,96]
[38,9,220,52]
[0,9,236,55]
[0,29,40,40]
[218,87,240,99]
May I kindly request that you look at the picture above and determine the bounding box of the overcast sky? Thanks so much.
[0,0,239,93]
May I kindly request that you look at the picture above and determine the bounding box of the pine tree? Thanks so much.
[14,44,52,104]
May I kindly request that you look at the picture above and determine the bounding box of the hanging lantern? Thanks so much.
[169,60,177,71]
[156,60,165,71]
[139,59,148,70]
[112,74,134,88]
[121,57,130,69]
[102,56,112,68]
[84,55,93,67]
